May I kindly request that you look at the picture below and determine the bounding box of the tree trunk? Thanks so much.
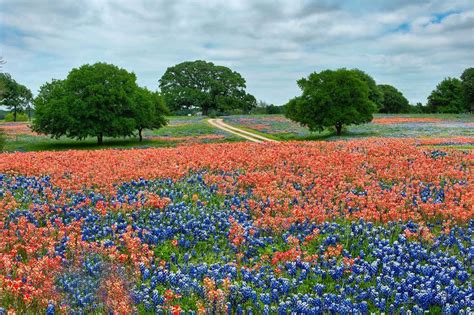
[138,128,143,142]
[335,122,343,136]
[97,133,103,145]
[13,106,17,122]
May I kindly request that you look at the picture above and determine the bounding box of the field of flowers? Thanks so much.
[0,117,236,152]
[0,138,472,314]
[224,114,474,141]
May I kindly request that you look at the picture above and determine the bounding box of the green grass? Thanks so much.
[0,116,243,152]
[2,135,177,152]
[153,117,220,137]
[1,114,473,152]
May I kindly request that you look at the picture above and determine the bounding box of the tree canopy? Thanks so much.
[352,69,383,110]
[285,69,376,135]
[0,73,33,121]
[159,60,256,115]
[33,62,168,144]
[132,87,168,142]
[378,84,410,113]
[461,67,474,112]
[426,77,464,113]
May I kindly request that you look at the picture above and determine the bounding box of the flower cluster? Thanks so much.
[372,117,443,124]
[0,138,472,313]
[0,122,38,138]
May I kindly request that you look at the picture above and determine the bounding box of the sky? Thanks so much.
[1,0,473,106]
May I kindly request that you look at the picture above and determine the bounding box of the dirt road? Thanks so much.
[208,118,278,143]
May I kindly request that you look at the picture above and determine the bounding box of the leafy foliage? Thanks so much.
[0,73,33,121]
[427,77,464,113]
[378,84,410,113]
[159,60,256,115]
[250,100,284,114]
[352,69,383,109]
[132,87,168,141]
[460,67,474,112]
[33,63,167,144]
[0,129,4,151]
[4,112,29,122]
[32,79,71,138]
[285,69,376,135]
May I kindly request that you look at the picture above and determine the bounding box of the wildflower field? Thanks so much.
[224,114,474,141]
[0,138,472,314]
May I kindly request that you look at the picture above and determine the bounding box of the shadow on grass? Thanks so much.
[4,137,178,152]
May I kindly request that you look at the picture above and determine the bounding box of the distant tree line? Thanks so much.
[284,67,473,135]
[250,100,285,115]
[0,59,472,144]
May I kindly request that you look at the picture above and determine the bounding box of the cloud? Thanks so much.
[0,0,473,105]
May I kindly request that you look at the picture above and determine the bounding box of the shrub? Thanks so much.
[4,112,29,122]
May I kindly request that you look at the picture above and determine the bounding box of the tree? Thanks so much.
[352,69,383,110]
[159,60,256,115]
[0,73,33,122]
[427,78,463,113]
[378,84,410,113]
[132,87,168,142]
[67,63,139,144]
[461,67,474,112]
[33,62,168,145]
[32,79,71,138]
[285,69,376,136]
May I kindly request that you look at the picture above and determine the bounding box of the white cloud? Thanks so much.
[0,0,473,105]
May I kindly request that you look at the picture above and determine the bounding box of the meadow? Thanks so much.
[0,116,239,152]
[223,114,474,143]
[0,129,473,314]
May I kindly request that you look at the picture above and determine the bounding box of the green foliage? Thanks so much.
[0,73,33,121]
[33,62,168,145]
[0,109,8,120]
[132,87,168,141]
[285,69,376,135]
[0,128,5,152]
[4,112,28,122]
[159,60,257,115]
[460,67,474,112]
[407,102,426,114]
[427,77,464,113]
[378,84,410,113]
[251,100,284,114]
[352,69,383,109]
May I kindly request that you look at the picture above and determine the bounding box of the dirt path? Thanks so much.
[208,118,278,143]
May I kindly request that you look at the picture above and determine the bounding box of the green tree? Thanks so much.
[378,84,410,113]
[352,69,383,110]
[33,62,168,145]
[285,69,376,135]
[132,87,168,142]
[427,78,463,113]
[32,79,71,138]
[159,60,256,115]
[460,67,474,112]
[0,73,33,122]
[66,63,138,144]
